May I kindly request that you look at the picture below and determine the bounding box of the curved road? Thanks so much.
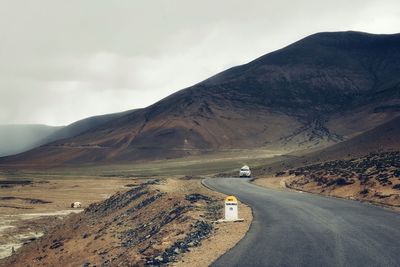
[203,178,400,267]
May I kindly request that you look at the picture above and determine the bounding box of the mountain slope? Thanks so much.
[43,109,136,143]
[1,31,400,166]
[245,114,400,179]
[300,115,400,163]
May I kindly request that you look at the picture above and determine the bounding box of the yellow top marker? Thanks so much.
[225,196,238,203]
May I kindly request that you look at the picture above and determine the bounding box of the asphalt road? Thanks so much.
[203,178,400,267]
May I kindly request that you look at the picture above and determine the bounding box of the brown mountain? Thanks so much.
[1,31,400,166]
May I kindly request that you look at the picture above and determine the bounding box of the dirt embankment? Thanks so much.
[163,179,252,267]
[1,178,251,267]
[274,152,400,209]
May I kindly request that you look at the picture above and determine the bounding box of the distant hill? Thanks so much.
[0,110,134,157]
[1,31,400,166]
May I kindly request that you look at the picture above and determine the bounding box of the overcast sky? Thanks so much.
[0,0,399,126]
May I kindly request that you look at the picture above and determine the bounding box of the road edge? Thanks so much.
[200,177,254,266]
[253,176,400,213]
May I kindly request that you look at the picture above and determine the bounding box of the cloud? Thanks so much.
[0,0,399,125]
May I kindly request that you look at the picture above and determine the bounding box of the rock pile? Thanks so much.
[145,220,213,266]
[185,193,211,203]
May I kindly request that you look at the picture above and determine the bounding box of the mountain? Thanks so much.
[0,110,134,157]
[0,125,61,157]
[1,31,400,166]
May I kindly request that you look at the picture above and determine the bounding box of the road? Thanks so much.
[203,178,400,267]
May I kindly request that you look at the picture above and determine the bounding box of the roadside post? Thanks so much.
[224,196,239,221]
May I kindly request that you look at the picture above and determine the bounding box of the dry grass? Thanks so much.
[0,148,284,179]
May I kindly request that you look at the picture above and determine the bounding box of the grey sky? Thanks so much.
[0,0,399,126]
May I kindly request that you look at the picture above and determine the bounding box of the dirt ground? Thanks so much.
[155,178,252,267]
[253,176,289,191]
[0,178,133,215]
[0,177,252,266]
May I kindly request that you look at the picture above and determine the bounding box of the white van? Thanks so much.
[239,165,251,177]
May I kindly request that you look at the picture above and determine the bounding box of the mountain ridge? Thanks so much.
[1,31,400,166]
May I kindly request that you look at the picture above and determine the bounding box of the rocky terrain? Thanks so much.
[1,31,400,166]
[0,178,251,267]
[284,151,400,207]
[297,115,400,163]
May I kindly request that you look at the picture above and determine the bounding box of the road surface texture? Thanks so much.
[203,178,400,267]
